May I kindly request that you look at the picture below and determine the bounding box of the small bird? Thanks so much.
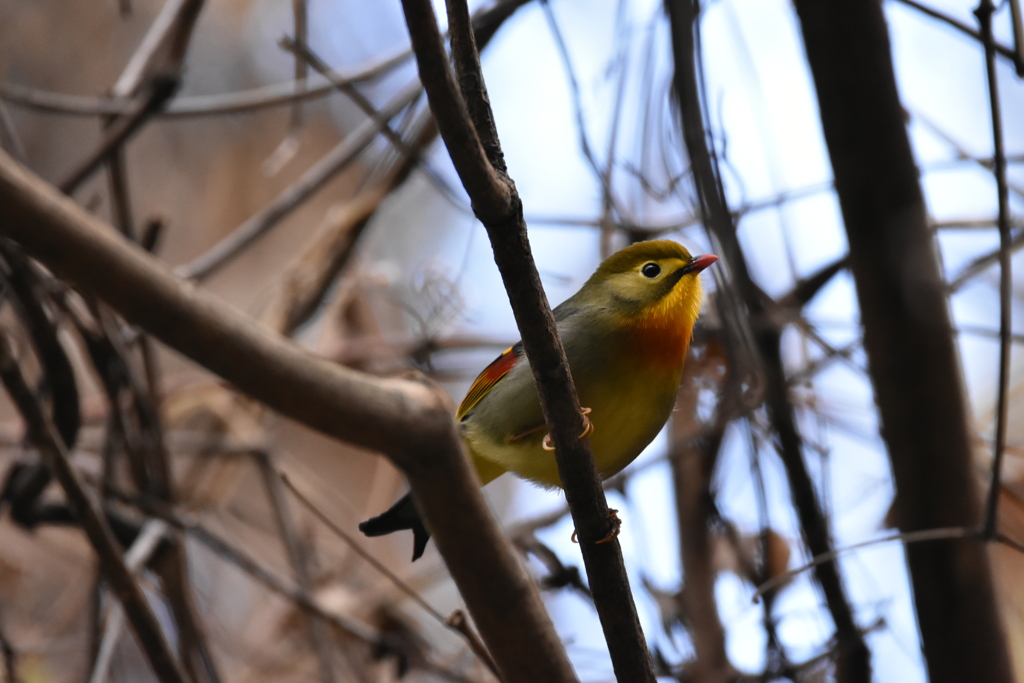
[360,240,717,560]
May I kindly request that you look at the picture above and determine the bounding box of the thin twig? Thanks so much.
[89,520,171,683]
[57,77,178,195]
[0,100,26,162]
[112,0,204,98]
[948,229,1024,291]
[752,526,978,602]
[975,0,1013,540]
[539,0,606,185]
[175,82,422,281]
[891,0,1019,63]
[89,481,482,683]
[92,478,378,642]
[445,611,501,681]
[277,37,458,200]
[279,471,502,680]
[255,452,337,683]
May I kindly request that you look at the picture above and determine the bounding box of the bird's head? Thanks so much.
[583,240,717,325]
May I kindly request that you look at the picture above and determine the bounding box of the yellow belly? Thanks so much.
[462,367,681,489]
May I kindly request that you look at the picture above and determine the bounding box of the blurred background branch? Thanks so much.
[0,0,1021,681]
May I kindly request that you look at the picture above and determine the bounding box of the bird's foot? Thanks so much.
[570,509,621,545]
[542,407,594,451]
[595,509,621,544]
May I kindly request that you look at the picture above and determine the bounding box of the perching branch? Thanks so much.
[400,1,655,680]
[0,147,572,683]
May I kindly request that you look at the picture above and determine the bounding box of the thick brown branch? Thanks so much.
[792,0,1013,679]
[0,148,570,683]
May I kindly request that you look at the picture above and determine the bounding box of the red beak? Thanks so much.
[684,254,718,274]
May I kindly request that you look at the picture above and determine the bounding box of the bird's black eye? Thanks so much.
[641,263,661,278]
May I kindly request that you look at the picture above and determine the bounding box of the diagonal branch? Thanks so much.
[400,1,509,222]
[0,147,571,683]
[255,452,337,683]
[57,76,178,194]
[401,1,655,681]
[892,0,1021,67]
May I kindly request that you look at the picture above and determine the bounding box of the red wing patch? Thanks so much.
[457,346,520,421]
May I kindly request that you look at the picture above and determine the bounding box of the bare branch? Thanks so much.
[671,349,735,683]
[892,0,1021,66]
[0,147,572,683]
[280,471,501,679]
[975,0,1014,540]
[57,76,178,194]
[175,82,422,281]
[402,1,654,681]
[752,526,979,602]
[0,329,188,683]
[255,452,337,683]
[399,0,510,224]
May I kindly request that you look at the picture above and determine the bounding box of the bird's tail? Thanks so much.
[358,492,431,561]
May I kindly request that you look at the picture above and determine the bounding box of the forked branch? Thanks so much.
[399,1,656,680]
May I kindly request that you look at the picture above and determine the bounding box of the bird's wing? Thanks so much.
[456,297,583,422]
[456,344,523,421]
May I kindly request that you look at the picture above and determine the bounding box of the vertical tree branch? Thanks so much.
[671,348,734,683]
[664,1,871,680]
[446,0,507,173]
[400,1,656,680]
[976,0,1013,540]
[791,0,1013,680]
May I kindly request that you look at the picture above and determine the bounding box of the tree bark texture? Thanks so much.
[792,1,1014,680]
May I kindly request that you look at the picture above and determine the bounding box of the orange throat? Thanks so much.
[629,277,703,370]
